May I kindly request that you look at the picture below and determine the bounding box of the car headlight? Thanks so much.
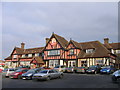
[91,70,95,72]
[27,73,32,76]
[107,69,110,72]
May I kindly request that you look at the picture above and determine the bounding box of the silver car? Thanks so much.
[32,69,63,81]
[111,70,120,82]
[2,68,16,78]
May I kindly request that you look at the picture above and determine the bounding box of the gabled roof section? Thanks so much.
[69,40,82,49]
[24,47,44,54]
[4,56,12,60]
[53,34,68,49]
[11,47,24,55]
[31,56,44,64]
[78,41,111,58]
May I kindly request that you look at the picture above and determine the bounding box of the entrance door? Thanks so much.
[68,61,76,67]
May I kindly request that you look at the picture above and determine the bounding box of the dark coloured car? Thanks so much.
[75,67,88,73]
[9,69,29,79]
[86,65,101,74]
[111,70,120,82]
[100,66,116,74]
[22,68,44,80]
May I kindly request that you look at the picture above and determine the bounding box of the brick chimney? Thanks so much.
[104,38,109,44]
[46,38,50,44]
[21,42,25,49]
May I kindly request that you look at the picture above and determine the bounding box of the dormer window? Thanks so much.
[86,49,94,53]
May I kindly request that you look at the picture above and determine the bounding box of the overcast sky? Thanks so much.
[2,2,118,59]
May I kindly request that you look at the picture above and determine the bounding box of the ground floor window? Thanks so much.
[96,60,104,65]
[49,60,59,67]
[81,61,87,67]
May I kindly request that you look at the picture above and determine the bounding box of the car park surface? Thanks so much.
[2,73,120,88]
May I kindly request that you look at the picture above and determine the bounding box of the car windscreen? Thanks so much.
[103,66,110,69]
[27,69,36,73]
[39,70,48,73]
[15,69,22,72]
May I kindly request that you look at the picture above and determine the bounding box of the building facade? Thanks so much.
[4,33,120,69]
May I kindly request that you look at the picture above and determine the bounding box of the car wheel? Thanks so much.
[18,75,21,79]
[46,76,50,81]
[94,71,97,74]
[112,75,117,82]
[59,74,63,79]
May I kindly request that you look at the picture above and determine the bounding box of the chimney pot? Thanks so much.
[45,38,49,44]
[21,42,25,49]
[104,38,109,44]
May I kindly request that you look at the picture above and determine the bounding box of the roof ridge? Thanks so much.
[79,40,99,44]
[25,47,44,50]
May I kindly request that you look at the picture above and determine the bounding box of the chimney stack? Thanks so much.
[46,38,50,44]
[21,42,25,49]
[104,38,109,44]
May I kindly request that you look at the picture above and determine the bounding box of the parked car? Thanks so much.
[2,68,16,77]
[22,67,44,80]
[75,67,88,73]
[111,70,120,82]
[0,69,2,73]
[86,65,101,74]
[9,69,29,79]
[54,65,66,72]
[15,66,30,70]
[65,67,75,73]
[100,66,116,74]
[32,69,63,81]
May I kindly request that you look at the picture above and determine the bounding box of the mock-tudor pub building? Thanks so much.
[4,33,120,69]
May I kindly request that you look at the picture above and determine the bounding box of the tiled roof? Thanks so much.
[78,41,111,58]
[14,47,24,54]
[4,56,12,60]
[53,34,69,49]
[109,43,120,50]
[31,56,44,64]
[24,47,44,54]
[70,40,82,49]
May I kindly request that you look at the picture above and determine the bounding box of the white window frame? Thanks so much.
[28,54,32,57]
[13,55,17,58]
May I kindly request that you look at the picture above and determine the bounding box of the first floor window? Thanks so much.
[28,54,32,57]
[48,50,60,56]
[13,55,17,58]
[69,49,74,55]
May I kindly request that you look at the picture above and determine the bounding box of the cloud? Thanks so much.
[2,2,118,59]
